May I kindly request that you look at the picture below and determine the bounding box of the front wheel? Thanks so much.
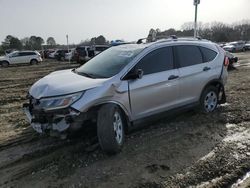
[1,61,9,68]
[200,86,219,113]
[97,104,125,154]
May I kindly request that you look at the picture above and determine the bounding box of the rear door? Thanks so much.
[21,52,33,63]
[174,45,217,105]
[128,46,179,120]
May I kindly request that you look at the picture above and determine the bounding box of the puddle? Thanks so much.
[231,171,250,188]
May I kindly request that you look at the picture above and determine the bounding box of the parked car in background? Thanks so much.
[223,41,246,52]
[54,49,69,61]
[0,51,42,67]
[218,42,226,48]
[245,41,250,50]
[74,46,94,64]
[225,51,238,70]
[48,50,57,59]
[65,49,75,61]
[40,49,56,59]
[23,37,228,154]
[93,45,110,55]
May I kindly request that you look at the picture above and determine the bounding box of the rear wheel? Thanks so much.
[200,86,218,113]
[1,61,9,68]
[30,59,38,65]
[97,104,125,154]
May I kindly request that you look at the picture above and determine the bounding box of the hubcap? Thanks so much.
[113,111,123,144]
[204,91,217,112]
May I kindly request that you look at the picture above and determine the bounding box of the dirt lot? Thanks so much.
[0,53,250,188]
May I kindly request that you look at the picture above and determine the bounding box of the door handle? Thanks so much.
[203,67,211,71]
[168,75,179,80]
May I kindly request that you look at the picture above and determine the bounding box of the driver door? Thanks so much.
[128,47,180,120]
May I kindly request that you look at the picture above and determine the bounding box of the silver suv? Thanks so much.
[23,37,228,154]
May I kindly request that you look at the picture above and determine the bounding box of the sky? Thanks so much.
[0,0,250,45]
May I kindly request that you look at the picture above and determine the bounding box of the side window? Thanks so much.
[199,47,217,62]
[11,52,20,57]
[19,52,26,56]
[136,47,174,75]
[28,52,36,56]
[22,52,32,56]
[175,45,203,67]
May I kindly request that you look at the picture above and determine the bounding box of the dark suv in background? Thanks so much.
[54,49,70,61]
[74,45,109,64]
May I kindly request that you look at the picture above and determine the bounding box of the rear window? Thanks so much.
[199,47,217,62]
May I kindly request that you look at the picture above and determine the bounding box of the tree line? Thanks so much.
[1,20,249,55]
[0,34,108,55]
[147,20,250,42]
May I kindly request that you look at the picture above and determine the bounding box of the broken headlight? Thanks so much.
[39,92,83,111]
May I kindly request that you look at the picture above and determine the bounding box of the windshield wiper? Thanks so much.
[75,71,96,78]
[72,69,108,79]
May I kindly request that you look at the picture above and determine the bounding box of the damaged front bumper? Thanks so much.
[23,103,82,134]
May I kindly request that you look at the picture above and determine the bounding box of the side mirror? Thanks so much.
[123,69,144,80]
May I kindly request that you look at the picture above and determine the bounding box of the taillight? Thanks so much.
[224,56,229,66]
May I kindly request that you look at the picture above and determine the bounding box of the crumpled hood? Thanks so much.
[29,69,108,99]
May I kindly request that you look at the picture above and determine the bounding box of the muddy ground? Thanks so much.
[0,53,250,188]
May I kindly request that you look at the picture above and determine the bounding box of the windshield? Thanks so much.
[75,45,144,78]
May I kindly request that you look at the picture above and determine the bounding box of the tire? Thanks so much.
[30,59,38,65]
[200,86,219,113]
[97,104,125,154]
[1,61,9,68]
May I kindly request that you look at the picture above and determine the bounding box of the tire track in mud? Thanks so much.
[0,133,99,186]
[0,61,82,185]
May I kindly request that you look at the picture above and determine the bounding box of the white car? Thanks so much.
[65,49,75,61]
[48,51,57,59]
[0,51,42,67]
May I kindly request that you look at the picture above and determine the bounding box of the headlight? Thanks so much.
[39,92,83,111]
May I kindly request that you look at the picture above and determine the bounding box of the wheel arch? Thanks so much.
[0,60,10,64]
[90,101,131,133]
[200,79,226,103]
[30,59,38,64]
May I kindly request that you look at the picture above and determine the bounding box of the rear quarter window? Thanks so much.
[199,47,217,62]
